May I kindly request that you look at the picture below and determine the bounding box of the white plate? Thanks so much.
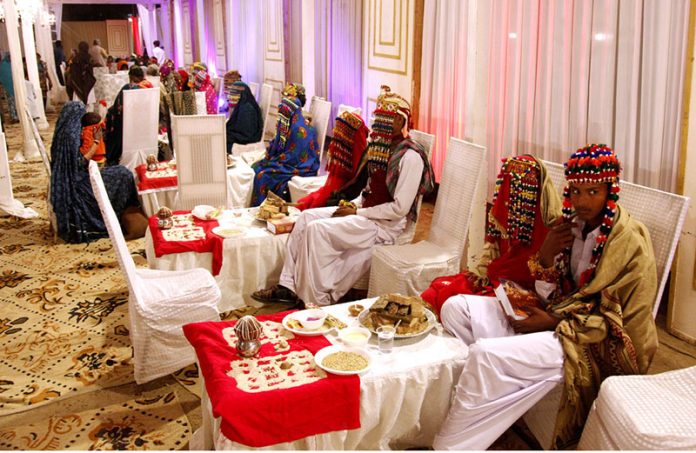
[282,310,334,336]
[192,205,219,221]
[212,226,245,238]
[314,345,372,376]
[358,307,437,339]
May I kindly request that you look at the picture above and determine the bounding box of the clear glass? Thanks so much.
[376,325,396,354]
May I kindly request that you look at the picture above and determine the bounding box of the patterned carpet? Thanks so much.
[0,108,534,450]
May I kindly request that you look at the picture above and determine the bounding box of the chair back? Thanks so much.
[145,75,160,87]
[87,161,140,298]
[248,81,260,100]
[172,114,228,209]
[259,83,274,136]
[337,104,362,117]
[122,87,160,171]
[195,91,207,115]
[25,108,50,176]
[543,160,689,317]
[212,77,223,113]
[93,67,109,78]
[309,96,332,162]
[396,130,436,245]
[429,138,487,256]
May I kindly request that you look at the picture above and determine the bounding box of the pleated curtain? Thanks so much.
[419,0,690,192]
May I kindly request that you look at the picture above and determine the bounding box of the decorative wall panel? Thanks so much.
[105,20,130,56]
[182,0,194,64]
[367,0,409,75]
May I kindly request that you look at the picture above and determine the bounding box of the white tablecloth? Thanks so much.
[139,158,256,216]
[145,208,290,312]
[192,299,468,450]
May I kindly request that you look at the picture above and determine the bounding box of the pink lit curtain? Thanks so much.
[419,0,690,192]
[136,5,155,57]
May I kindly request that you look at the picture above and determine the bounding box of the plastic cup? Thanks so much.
[376,325,396,354]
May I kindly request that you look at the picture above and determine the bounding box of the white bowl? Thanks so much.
[298,309,327,330]
[338,326,371,348]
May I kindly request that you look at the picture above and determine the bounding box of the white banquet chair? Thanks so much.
[88,161,220,384]
[521,160,690,449]
[578,366,696,450]
[195,91,207,115]
[145,75,160,87]
[309,96,332,162]
[367,137,486,297]
[247,81,260,100]
[259,83,274,139]
[121,87,160,172]
[172,114,229,210]
[352,130,436,291]
[288,104,361,203]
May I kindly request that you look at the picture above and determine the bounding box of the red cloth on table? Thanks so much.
[135,163,178,192]
[149,211,225,275]
[183,311,360,447]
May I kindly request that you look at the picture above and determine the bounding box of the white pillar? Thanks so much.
[3,0,39,160]
[172,0,184,67]
[194,0,206,65]
[20,11,49,129]
[160,1,173,62]
[300,0,316,103]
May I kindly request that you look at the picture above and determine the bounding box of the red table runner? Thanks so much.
[149,211,225,275]
[136,162,178,192]
[183,311,360,447]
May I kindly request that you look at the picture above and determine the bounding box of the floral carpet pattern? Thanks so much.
[0,392,190,450]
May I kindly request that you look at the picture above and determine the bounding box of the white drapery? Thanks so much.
[136,4,157,58]
[225,0,265,85]
[419,0,690,192]
[49,2,62,39]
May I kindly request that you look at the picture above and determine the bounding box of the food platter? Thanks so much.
[252,206,300,223]
[358,307,437,339]
[282,311,334,336]
[314,345,372,376]
[191,205,220,221]
[211,226,245,238]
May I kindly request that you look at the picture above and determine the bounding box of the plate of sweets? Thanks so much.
[255,191,299,222]
[358,293,436,339]
[314,345,372,376]
[282,309,347,336]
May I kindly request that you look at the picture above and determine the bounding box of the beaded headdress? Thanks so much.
[276,97,301,147]
[562,144,621,286]
[366,85,412,174]
[326,111,367,179]
[226,81,246,111]
[281,83,305,103]
[486,155,542,245]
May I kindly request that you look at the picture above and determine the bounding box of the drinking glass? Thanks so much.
[376,326,396,354]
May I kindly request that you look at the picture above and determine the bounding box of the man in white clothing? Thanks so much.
[252,86,434,307]
[434,145,657,450]
[152,41,166,66]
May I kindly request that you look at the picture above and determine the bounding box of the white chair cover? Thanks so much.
[247,81,260,100]
[259,83,273,137]
[367,136,486,297]
[94,73,129,107]
[195,91,207,115]
[87,161,220,384]
[172,114,229,210]
[145,75,160,87]
[523,161,690,449]
[578,366,696,450]
[121,87,160,172]
[336,104,362,117]
[309,96,332,162]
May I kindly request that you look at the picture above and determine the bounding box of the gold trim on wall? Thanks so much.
[367,0,409,75]
[377,0,398,46]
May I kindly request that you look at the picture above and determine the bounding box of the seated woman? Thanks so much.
[421,155,561,315]
[191,62,217,114]
[434,145,658,450]
[51,102,144,243]
[80,112,106,166]
[225,80,263,152]
[295,111,369,210]
[104,66,149,166]
[250,83,319,205]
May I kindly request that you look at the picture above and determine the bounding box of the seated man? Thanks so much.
[296,110,369,210]
[252,86,435,307]
[434,145,658,450]
[250,83,319,205]
[421,155,561,315]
